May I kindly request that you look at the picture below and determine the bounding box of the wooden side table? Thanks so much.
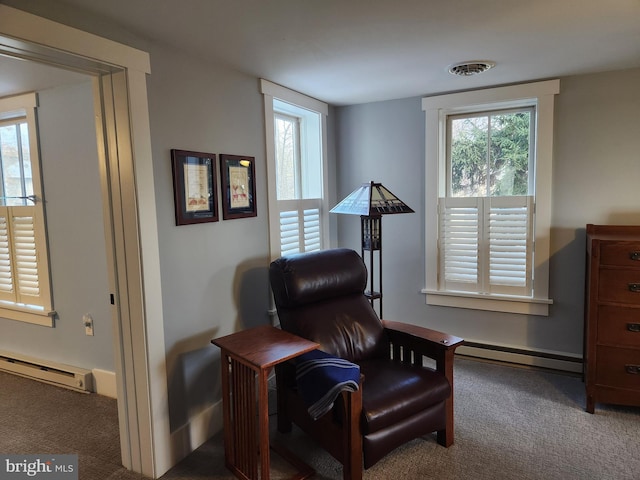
[212,325,319,480]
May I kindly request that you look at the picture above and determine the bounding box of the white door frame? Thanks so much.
[0,5,171,478]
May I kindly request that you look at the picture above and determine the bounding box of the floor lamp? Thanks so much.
[330,181,414,318]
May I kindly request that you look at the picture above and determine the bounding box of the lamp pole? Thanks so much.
[361,215,383,317]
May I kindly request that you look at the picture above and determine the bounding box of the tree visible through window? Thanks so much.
[449,108,533,197]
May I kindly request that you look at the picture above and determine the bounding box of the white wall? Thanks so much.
[0,80,114,372]
[335,68,640,362]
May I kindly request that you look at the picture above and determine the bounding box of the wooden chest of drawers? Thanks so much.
[584,224,640,413]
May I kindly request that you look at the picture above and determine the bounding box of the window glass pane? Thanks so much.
[450,109,532,198]
[20,124,33,200]
[450,116,488,197]
[274,114,298,200]
[0,124,23,205]
[489,112,531,196]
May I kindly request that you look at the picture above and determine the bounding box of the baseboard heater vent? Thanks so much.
[457,342,583,374]
[0,350,93,393]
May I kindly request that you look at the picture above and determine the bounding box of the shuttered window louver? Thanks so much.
[439,196,533,296]
[279,202,322,256]
[0,206,46,307]
[439,198,480,292]
[280,210,300,256]
[488,200,531,289]
[303,208,320,252]
[13,213,40,299]
[0,214,14,299]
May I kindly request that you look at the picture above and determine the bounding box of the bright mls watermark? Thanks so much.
[0,455,78,479]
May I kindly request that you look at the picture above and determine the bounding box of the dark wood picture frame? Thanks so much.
[171,149,218,225]
[220,154,257,220]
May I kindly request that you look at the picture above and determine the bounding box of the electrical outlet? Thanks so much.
[83,314,94,336]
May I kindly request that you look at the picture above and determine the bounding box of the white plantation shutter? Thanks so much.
[439,196,533,296]
[278,199,322,256]
[0,213,13,301]
[302,208,321,252]
[0,206,51,309]
[487,196,533,295]
[438,197,481,292]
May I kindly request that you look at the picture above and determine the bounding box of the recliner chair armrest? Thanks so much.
[382,320,463,351]
[382,320,463,369]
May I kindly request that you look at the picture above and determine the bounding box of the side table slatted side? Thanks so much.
[213,325,319,480]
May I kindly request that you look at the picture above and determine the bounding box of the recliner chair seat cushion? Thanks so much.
[359,359,451,434]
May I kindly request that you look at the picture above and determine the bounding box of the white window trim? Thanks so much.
[421,80,559,316]
[0,92,54,326]
[260,79,329,261]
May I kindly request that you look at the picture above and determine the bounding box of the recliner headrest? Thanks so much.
[269,248,367,308]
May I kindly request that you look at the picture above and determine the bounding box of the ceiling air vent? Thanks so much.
[448,61,496,76]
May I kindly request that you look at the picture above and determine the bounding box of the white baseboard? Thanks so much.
[92,368,118,398]
[169,400,224,466]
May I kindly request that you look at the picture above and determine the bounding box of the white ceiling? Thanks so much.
[2,0,640,105]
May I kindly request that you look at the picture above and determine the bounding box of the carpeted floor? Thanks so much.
[1,357,638,479]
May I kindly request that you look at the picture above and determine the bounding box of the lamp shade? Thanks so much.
[330,181,414,216]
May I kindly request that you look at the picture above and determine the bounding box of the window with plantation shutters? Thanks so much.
[0,93,53,326]
[0,206,49,306]
[261,80,329,259]
[422,81,558,315]
[439,196,533,297]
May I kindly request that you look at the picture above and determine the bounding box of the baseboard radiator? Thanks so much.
[0,350,93,393]
[457,342,583,374]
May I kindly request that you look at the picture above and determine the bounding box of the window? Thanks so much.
[422,80,559,315]
[0,93,53,326]
[261,80,329,258]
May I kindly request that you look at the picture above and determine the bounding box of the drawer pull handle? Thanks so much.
[628,283,640,293]
[628,323,640,333]
[631,252,640,261]
[625,365,640,375]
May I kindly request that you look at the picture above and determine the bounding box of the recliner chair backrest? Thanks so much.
[269,248,388,362]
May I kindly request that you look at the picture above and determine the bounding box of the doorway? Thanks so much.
[0,5,170,478]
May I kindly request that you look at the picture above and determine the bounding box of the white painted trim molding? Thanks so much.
[169,400,224,466]
[93,368,118,398]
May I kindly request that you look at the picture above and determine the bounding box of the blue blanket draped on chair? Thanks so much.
[295,349,360,420]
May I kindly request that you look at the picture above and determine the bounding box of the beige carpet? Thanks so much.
[1,357,639,479]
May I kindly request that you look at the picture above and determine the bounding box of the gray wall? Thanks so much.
[335,68,640,358]
[146,43,273,431]
[0,80,114,371]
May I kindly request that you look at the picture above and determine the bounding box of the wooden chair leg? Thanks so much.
[340,385,363,480]
[437,349,455,447]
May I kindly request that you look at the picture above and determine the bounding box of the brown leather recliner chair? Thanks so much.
[269,248,463,480]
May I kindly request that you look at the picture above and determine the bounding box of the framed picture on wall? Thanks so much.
[219,154,257,220]
[171,149,218,225]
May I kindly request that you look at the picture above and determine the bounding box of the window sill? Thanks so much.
[422,289,552,316]
[0,305,56,327]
